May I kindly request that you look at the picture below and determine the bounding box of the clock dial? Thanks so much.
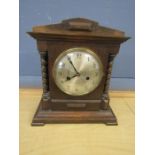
[53,48,104,96]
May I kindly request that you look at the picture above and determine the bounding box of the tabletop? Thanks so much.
[20,89,134,155]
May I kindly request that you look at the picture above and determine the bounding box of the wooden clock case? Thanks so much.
[28,18,129,126]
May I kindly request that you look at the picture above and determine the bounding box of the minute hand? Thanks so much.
[67,57,80,75]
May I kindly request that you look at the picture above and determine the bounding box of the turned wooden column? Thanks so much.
[40,51,50,102]
[102,54,115,109]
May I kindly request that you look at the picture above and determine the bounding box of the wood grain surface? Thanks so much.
[20,89,134,155]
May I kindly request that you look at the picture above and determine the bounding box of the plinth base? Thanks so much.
[32,101,117,126]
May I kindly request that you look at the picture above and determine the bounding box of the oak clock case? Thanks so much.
[28,18,129,126]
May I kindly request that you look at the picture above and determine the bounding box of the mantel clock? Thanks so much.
[28,18,129,126]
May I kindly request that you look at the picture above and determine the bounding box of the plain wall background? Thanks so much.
[19,0,135,90]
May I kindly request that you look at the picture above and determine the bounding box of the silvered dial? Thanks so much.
[53,48,104,96]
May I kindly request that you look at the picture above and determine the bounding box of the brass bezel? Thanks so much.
[52,47,104,96]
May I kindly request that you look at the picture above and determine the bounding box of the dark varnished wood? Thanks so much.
[28,18,129,126]
[31,100,117,126]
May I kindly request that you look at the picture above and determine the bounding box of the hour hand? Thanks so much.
[65,74,79,81]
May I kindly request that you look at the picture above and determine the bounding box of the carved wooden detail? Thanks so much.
[102,94,109,110]
[40,52,50,101]
[104,54,115,93]
[102,54,115,109]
